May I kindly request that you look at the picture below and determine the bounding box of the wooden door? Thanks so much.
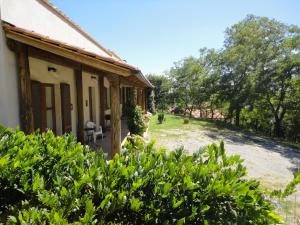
[89,87,93,121]
[31,81,56,133]
[104,87,108,109]
[31,80,43,131]
[60,83,72,133]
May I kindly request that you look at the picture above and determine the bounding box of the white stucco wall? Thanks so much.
[82,72,100,129]
[0,0,110,58]
[29,57,77,136]
[0,9,20,129]
[103,78,123,118]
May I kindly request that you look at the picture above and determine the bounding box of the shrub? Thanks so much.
[0,127,288,224]
[183,118,189,124]
[127,105,146,136]
[158,113,165,124]
[146,89,156,114]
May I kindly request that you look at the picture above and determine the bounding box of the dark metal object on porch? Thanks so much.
[105,114,111,130]
[84,127,94,145]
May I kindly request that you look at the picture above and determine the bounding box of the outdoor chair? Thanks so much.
[86,121,104,144]
[105,114,111,128]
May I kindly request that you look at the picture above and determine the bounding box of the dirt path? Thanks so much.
[150,127,300,190]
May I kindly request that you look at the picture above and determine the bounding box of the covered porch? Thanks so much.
[90,119,129,157]
[3,22,152,157]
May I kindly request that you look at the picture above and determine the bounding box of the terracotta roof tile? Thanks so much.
[3,22,140,72]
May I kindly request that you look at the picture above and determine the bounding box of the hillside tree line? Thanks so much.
[147,15,300,142]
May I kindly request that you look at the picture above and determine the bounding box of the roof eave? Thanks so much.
[133,71,154,88]
[2,22,138,77]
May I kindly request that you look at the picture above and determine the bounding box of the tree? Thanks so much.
[169,57,205,118]
[199,48,222,119]
[221,15,300,135]
[146,74,171,111]
[147,15,300,141]
[145,88,155,113]
[219,16,260,126]
[284,77,300,141]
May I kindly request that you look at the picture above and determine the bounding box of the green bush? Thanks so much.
[158,113,165,124]
[0,127,285,224]
[127,105,146,136]
[122,102,133,118]
[146,89,156,114]
[183,118,189,124]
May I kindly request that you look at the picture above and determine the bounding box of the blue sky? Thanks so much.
[51,0,300,75]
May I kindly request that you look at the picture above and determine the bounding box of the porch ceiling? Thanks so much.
[121,76,146,88]
[121,75,153,88]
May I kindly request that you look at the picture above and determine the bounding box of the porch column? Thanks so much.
[129,87,134,105]
[136,88,141,107]
[142,88,146,113]
[99,75,105,128]
[16,43,34,134]
[109,75,121,157]
[75,67,84,143]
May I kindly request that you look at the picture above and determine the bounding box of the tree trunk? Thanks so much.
[274,117,284,137]
[254,119,258,132]
[220,112,224,121]
[266,95,286,138]
[227,109,233,124]
[235,109,241,127]
[189,105,194,118]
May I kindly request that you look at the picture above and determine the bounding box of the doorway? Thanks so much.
[31,81,56,133]
[60,83,72,133]
[88,86,96,122]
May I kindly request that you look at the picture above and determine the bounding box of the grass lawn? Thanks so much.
[149,113,300,150]
[149,113,215,138]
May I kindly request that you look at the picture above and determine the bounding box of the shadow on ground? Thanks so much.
[204,128,300,173]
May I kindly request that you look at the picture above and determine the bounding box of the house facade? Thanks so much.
[0,0,152,156]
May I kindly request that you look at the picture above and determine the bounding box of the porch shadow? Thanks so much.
[94,119,129,158]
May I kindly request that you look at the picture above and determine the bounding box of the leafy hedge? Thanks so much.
[0,128,284,224]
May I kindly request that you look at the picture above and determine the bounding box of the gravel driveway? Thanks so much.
[149,123,300,223]
[150,127,300,191]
